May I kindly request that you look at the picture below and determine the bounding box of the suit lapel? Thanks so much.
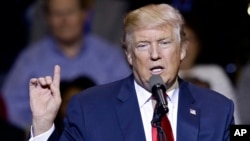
[115,75,146,141]
[177,79,200,141]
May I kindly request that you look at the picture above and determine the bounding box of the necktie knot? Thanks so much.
[151,93,169,123]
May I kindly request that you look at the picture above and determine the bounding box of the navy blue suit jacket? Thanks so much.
[50,75,234,141]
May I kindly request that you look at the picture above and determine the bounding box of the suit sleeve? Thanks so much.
[223,100,235,141]
[59,95,86,141]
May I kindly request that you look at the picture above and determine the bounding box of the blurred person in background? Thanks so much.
[178,17,240,123]
[28,0,128,45]
[1,0,131,131]
[236,63,250,124]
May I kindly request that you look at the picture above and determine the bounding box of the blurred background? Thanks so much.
[1,0,250,86]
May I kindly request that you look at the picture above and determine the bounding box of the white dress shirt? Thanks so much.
[134,80,179,141]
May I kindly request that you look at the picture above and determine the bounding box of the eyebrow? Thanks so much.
[157,36,172,41]
[134,40,150,45]
[139,40,150,43]
[137,37,171,43]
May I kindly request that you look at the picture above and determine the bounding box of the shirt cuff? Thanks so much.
[29,124,55,141]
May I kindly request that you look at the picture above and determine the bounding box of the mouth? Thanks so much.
[150,66,164,74]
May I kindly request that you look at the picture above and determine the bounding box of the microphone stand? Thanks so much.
[151,101,169,141]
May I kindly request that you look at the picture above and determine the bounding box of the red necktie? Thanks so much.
[152,96,174,141]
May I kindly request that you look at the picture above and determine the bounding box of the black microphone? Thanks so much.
[149,75,169,123]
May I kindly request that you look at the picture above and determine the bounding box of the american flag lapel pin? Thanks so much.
[190,109,196,115]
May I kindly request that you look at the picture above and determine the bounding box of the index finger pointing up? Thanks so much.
[53,65,61,87]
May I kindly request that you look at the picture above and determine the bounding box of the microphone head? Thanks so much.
[149,75,166,90]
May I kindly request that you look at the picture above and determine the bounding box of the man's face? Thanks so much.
[47,0,86,43]
[126,25,187,91]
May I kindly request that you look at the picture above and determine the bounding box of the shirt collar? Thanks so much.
[134,79,179,108]
[166,79,179,102]
[134,81,152,108]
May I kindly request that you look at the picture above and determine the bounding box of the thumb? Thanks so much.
[53,65,61,87]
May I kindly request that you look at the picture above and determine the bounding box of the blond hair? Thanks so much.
[122,4,185,50]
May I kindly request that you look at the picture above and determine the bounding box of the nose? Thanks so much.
[150,45,161,61]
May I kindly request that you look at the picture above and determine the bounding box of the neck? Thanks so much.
[166,78,178,93]
[58,37,83,59]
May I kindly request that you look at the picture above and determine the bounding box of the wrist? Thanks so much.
[32,117,54,136]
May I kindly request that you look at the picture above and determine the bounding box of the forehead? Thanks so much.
[49,0,79,10]
[131,25,175,42]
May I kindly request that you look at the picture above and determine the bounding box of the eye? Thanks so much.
[160,40,171,45]
[137,44,146,48]
[159,40,171,48]
[136,42,150,51]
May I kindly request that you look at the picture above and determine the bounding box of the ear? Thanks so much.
[125,49,133,66]
[180,40,189,61]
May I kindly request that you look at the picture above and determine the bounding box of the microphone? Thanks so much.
[149,75,169,123]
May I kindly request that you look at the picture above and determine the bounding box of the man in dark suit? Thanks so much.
[28,3,234,141]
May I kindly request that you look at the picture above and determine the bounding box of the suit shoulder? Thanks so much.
[72,77,128,102]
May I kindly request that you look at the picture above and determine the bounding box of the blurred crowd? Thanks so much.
[1,0,250,140]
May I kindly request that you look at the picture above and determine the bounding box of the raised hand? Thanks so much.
[29,65,62,136]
